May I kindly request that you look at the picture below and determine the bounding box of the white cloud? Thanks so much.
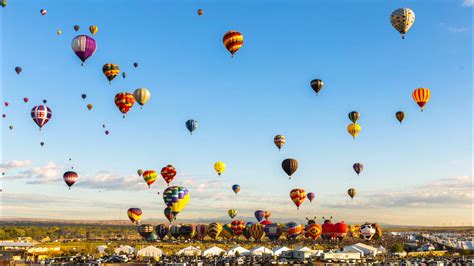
[463,0,474,7]
[321,176,473,209]
[0,160,32,172]
[446,26,469,33]
[78,170,145,191]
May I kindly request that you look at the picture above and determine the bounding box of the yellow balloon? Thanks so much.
[347,123,361,139]
[89,25,98,35]
[56,30,62,35]
[133,88,151,107]
[214,161,226,176]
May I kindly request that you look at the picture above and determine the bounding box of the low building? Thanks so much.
[343,243,378,257]
[203,246,225,257]
[272,246,291,256]
[321,251,361,262]
[115,245,135,255]
[137,246,163,258]
[176,246,201,256]
[249,246,273,256]
[281,246,320,260]
[226,246,250,257]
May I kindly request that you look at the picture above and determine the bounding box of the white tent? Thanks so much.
[272,246,291,256]
[203,246,225,257]
[343,243,377,257]
[137,246,163,257]
[176,246,201,256]
[295,246,312,252]
[377,246,387,254]
[249,246,274,256]
[227,246,250,257]
[115,245,135,255]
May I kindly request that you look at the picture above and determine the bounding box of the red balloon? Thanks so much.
[23,98,29,103]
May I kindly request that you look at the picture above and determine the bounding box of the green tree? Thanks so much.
[390,243,405,253]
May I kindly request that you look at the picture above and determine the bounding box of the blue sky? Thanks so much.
[1,0,472,226]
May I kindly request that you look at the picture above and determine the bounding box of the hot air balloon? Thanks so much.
[146,233,158,242]
[137,169,144,176]
[8,125,13,130]
[232,184,240,195]
[89,25,98,35]
[86,104,93,110]
[122,72,127,79]
[155,223,169,240]
[40,142,44,147]
[282,158,298,178]
[197,9,204,16]
[264,223,282,240]
[138,224,154,238]
[223,30,243,57]
[254,210,265,222]
[307,192,315,203]
[142,170,157,188]
[321,217,338,240]
[274,135,286,150]
[214,161,225,176]
[1,0,7,8]
[63,171,78,189]
[161,165,176,186]
[196,224,208,239]
[347,188,357,199]
[221,224,234,239]
[31,105,52,130]
[290,189,306,210]
[305,223,322,240]
[81,94,87,100]
[163,186,190,217]
[359,223,376,241]
[396,111,405,123]
[353,163,363,175]
[170,225,181,239]
[310,79,324,95]
[4,102,8,107]
[102,63,120,84]
[114,92,135,117]
[231,220,245,236]
[56,30,62,35]
[207,222,222,240]
[127,208,142,224]
[243,222,254,240]
[105,130,110,135]
[185,119,198,135]
[133,62,139,68]
[285,222,303,239]
[40,9,47,15]
[73,25,80,32]
[2,114,5,119]
[133,88,151,108]
[264,210,271,220]
[42,99,47,104]
[14,67,22,75]
[164,207,174,223]
[390,8,415,39]
[249,223,264,240]
[180,224,196,239]
[373,223,383,240]
[23,98,28,103]
[335,221,348,240]
[228,209,237,219]
[260,219,272,226]
[412,87,430,111]
[347,123,361,139]
[71,35,96,65]
[348,111,360,124]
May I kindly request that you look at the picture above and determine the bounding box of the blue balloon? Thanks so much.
[185,119,198,135]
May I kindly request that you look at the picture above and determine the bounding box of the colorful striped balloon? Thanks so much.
[290,188,306,209]
[155,223,169,240]
[264,223,282,241]
[31,105,52,130]
[285,222,303,239]
[223,30,243,57]
[274,135,286,150]
[353,163,363,175]
[114,92,135,117]
[71,35,96,65]
[196,224,208,239]
[127,208,142,224]
[305,223,322,240]
[249,223,264,240]
[231,220,245,236]
[137,224,154,238]
[221,223,234,239]
[142,170,157,188]
[170,225,181,239]
[163,186,190,217]
[207,222,222,240]
[412,87,430,111]
[161,165,176,186]
[102,63,120,84]
[63,171,78,189]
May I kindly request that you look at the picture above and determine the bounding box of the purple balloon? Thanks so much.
[255,210,265,222]
[71,35,97,65]
[307,192,315,202]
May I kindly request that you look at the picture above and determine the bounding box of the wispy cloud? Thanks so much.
[321,176,473,209]
[462,0,474,7]
[0,160,32,171]
[440,22,470,33]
